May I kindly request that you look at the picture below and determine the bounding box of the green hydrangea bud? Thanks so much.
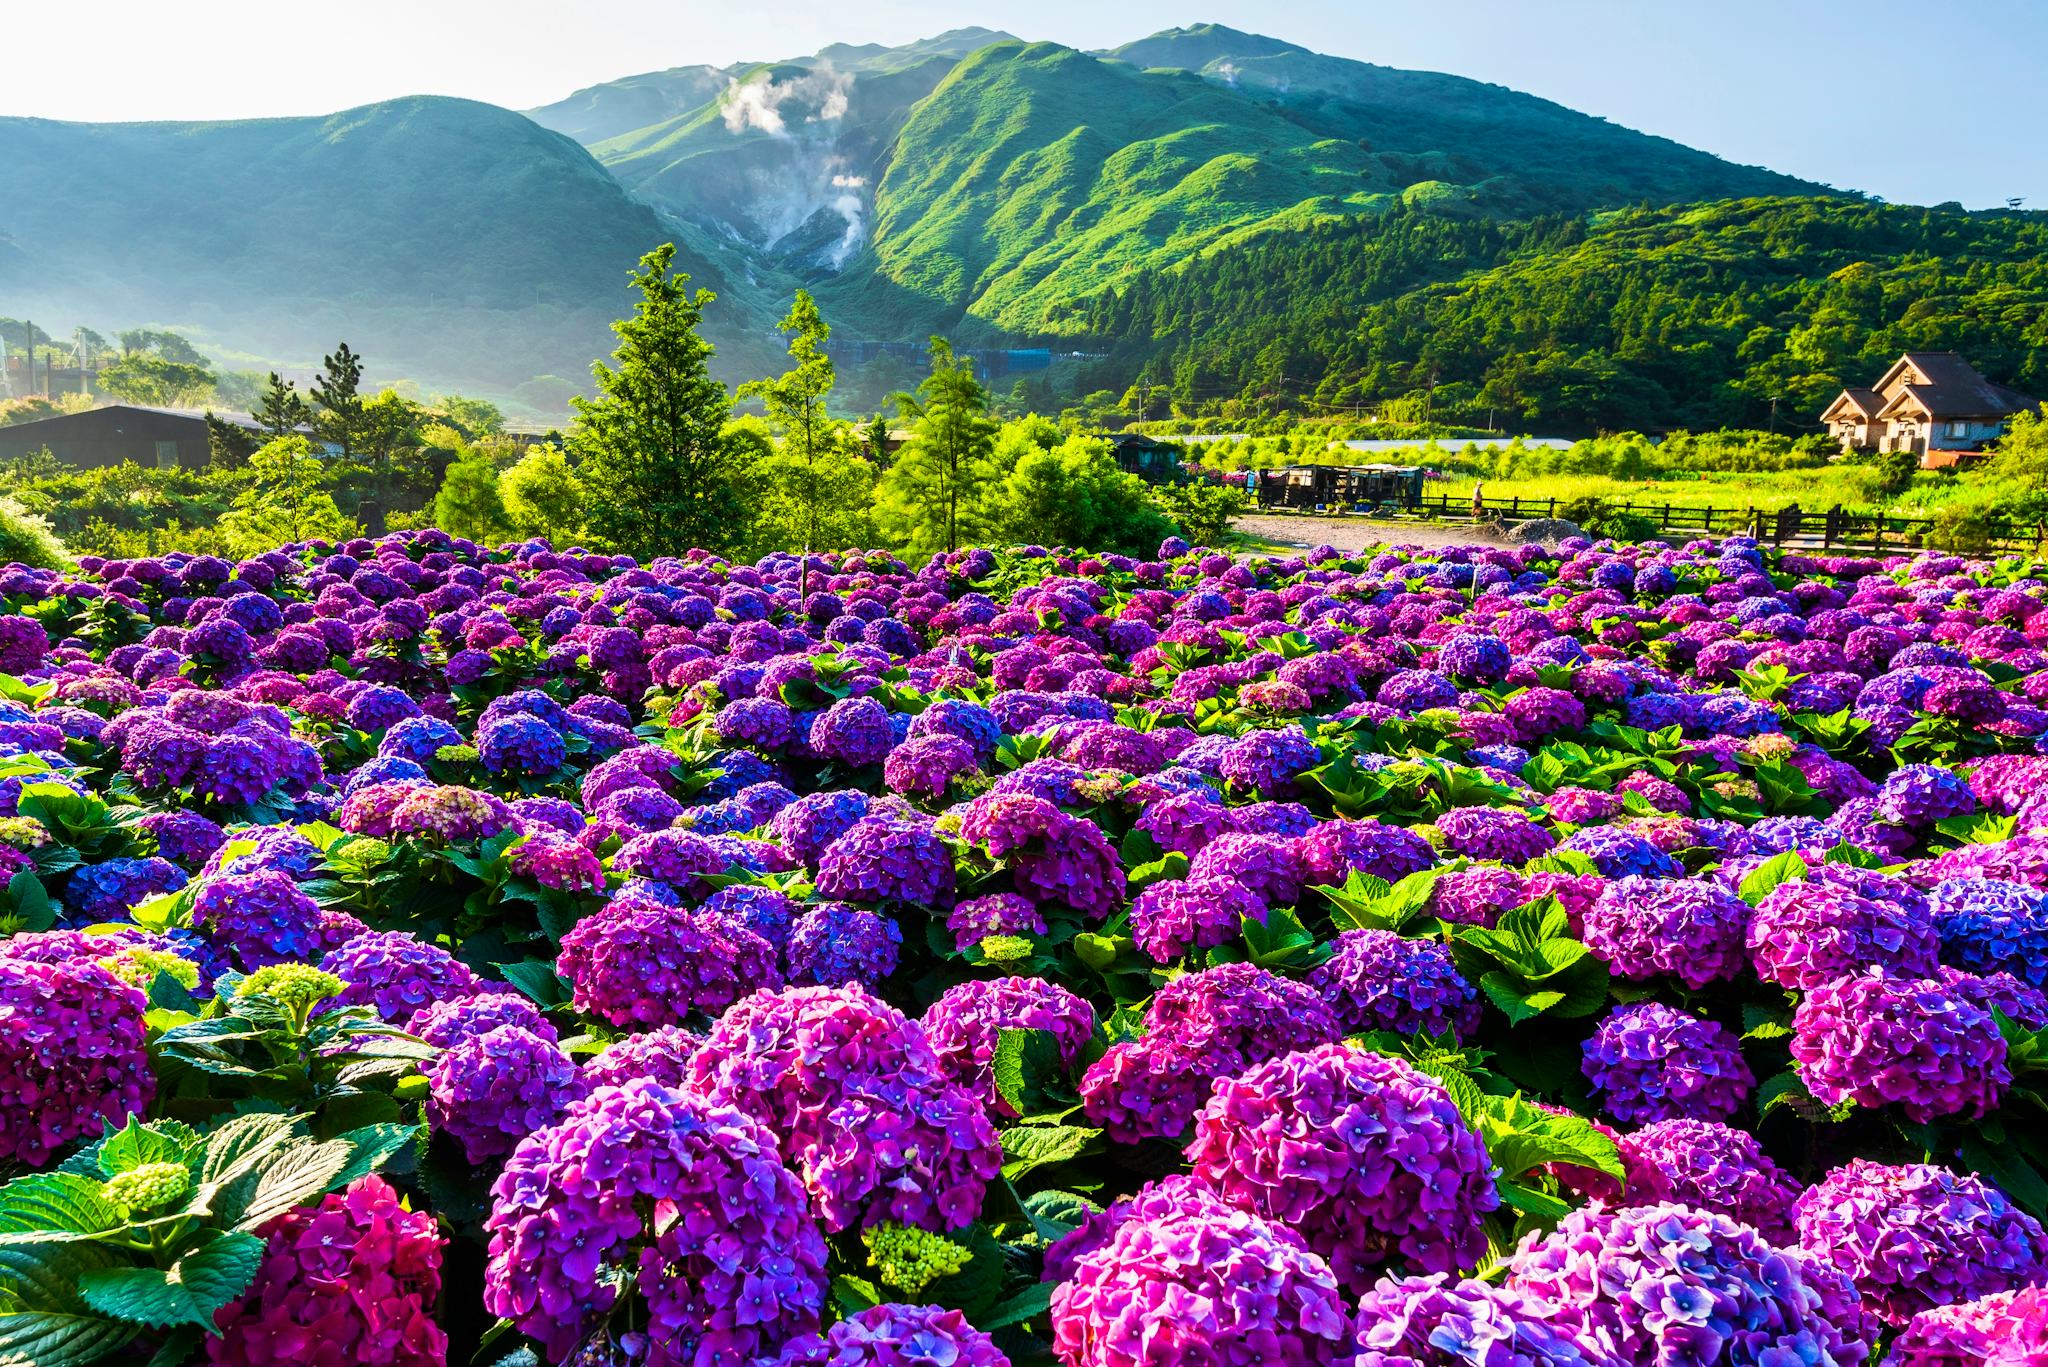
[97,947,201,991]
[238,963,345,1013]
[977,934,1034,964]
[102,1162,190,1211]
[435,744,479,765]
[0,815,50,849]
[861,1222,972,1295]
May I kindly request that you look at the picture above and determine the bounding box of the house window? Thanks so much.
[1948,421,1970,438]
[154,441,178,469]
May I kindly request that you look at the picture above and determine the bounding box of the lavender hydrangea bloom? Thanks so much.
[765,1303,1011,1367]
[786,904,901,989]
[1876,763,1977,827]
[1747,879,1940,990]
[1189,1044,1497,1294]
[1433,805,1556,863]
[483,1079,829,1366]
[1582,1002,1754,1124]
[408,991,557,1048]
[1790,970,2009,1122]
[882,734,978,798]
[1187,831,1304,907]
[580,1024,704,1090]
[815,816,957,909]
[426,1024,587,1163]
[1505,1203,1872,1364]
[1794,1160,2048,1326]
[1307,929,1482,1037]
[1583,876,1751,988]
[1558,826,1682,879]
[64,856,186,922]
[320,930,482,1022]
[1296,818,1436,887]
[1216,726,1320,795]
[812,697,896,767]
[773,788,871,867]
[1347,1273,1601,1367]
[190,870,324,971]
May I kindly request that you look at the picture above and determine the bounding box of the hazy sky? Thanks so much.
[6,0,2042,208]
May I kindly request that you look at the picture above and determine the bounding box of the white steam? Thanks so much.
[718,68,870,270]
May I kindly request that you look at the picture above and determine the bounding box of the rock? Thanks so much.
[1507,517,1585,546]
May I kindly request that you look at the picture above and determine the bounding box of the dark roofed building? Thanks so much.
[1822,353,2036,463]
[1101,432,1184,483]
[0,404,263,469]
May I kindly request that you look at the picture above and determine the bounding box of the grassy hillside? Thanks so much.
[0,97,758,395]
[815,39,1823,341]
[1082,196,2048,432]
[526,65,739,145]
[1105,25,1824,211]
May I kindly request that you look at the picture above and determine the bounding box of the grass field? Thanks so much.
[1430,468,1890,515]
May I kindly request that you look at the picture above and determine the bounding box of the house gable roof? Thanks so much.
[1821,388,1883,421]
[1871,353,2036,419]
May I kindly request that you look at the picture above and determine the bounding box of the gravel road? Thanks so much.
[1234,513,1506,555]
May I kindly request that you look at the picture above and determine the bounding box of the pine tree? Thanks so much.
[739,292,869,557]
[875,339,999,553]
[254,373,311,439]
[570,243,747,558]
[311,343,365,461]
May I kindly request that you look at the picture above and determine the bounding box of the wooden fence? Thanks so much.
[1266,493,2039,555]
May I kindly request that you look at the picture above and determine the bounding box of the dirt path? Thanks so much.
[1234,513,1507,555]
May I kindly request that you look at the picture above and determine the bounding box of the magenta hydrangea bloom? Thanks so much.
[1348,1273,1602,1367]
[1583,875,1751,988]
[1188,1044,1497,1294]
[320,931,482,1023]
[883,734,978,798]
[1793,1160,2048,1327]
[922,976,1095,1111]
[0,955,153,1165]
[483,1079,829,1366]
[1892,1285,2048,1365]
[1616,1118,1803,1244]
[959,794,1125,918]
[766,1302,1011,1367]
[1307,928,1482,1037]
[1582,1002,1754,1125]
[558,894,781,1028]
[425,1024,588,1163]
[1790,969,2009,1122]
[685,985,1001,1233]
[1188,831,1305,907]
[1748,879,1939,991]
[1080,964,1338,1143]
[1129,873,1265,961]
[1049,1183,1352,1367]
[207,1175,446,1367]
[1505,1202,1873,1365]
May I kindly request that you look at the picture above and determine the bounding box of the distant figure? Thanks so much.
[1471,481,1486,519]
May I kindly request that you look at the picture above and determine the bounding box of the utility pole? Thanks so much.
[1768,396,1779,434]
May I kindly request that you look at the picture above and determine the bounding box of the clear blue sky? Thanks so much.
[7,0,2042,208]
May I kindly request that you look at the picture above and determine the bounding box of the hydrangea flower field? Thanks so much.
[4,527,2048,1365]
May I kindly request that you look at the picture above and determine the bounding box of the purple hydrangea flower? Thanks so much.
[1307,928,1482,1037]
[1583,876,1751,988]
[1582,1001,1754,1125]
[426,1024,587,1163]
[786,904,902,990]
[922,976,1095,1112]
[1616,1118,1803,1243]
[320,930,482,1022]
[1129,874,1265,962]
[1791,970,2009,1122]
[557,894,781,1028]
[1189,1044,1497,1294]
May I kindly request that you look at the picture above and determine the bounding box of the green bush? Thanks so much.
[0,496,70,568]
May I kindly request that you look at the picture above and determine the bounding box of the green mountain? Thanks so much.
[0,96,768,398]
[1082,196,2048,432]
[525,65,740,146]
[548,27,1823,344]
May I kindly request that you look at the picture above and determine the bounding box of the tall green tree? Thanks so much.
[739,292,873,555]
[571,243,748,557]
[875,339,1000,553]
[215,436,357,553]
[254,373,311,438]
[97,353,217,407]
[433,444,510,543]
[311,343,365,461]
[499,445,585,544]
